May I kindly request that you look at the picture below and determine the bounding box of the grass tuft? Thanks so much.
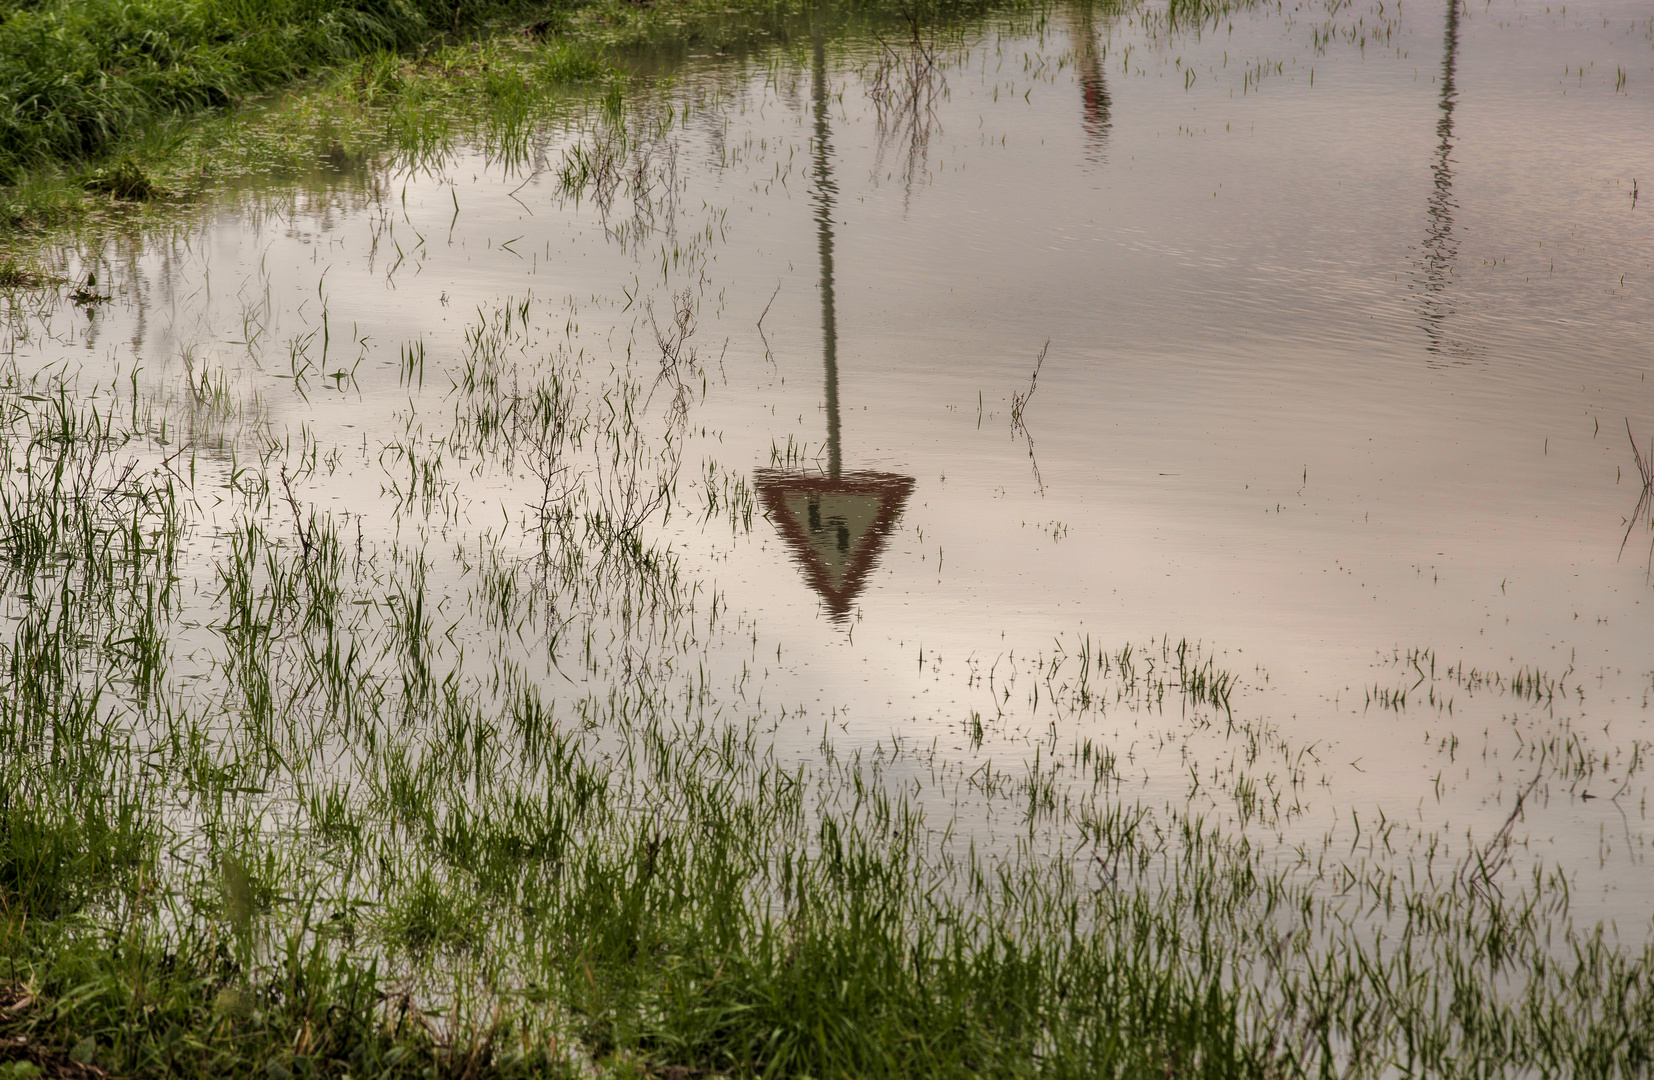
[0,254,52,288]
[83,158,165,201]
[0,794,155,921]
[383,870,484,956]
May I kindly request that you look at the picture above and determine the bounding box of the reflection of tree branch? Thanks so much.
[867,11,946,211]
[555,119,682,256]
[1457,757,1544,902]
[1011,341,1049,495]
[1619,419,1654,577]
[646,287,698,429]
[1010,340,1045,429]
[1021,432,1046,496]
[757,279,781,364]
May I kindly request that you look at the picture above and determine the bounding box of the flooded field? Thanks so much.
[4,0,1654,1073]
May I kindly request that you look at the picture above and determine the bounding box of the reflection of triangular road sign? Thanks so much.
[755,469,915,620]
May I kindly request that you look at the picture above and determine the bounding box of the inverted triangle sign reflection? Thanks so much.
[755,470,914,621]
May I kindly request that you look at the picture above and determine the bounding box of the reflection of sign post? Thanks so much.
[758,15,915,621]
[755,470,914,620]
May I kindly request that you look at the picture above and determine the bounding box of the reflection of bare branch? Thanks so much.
[593,413,682,547]
[556,119,683,255]
[584,289,699,551]
[279,464,312,565]
[646,287,698,428]
[1023,437,1046,496]
[1010,340,1046,430]
[867,14,947,209]
[757,279,781,363]
[1620,419,1654,576]
[1457,759,1544,902]
[1011,341,1049,495]
[526,374,579,550]
[629,138,678,238]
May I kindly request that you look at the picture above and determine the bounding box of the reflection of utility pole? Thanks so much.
[754,19,915,621]
[1418,0,1462,355]
[812,18,843,478]
[1071,0,1112,158]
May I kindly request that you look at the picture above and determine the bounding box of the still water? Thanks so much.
[19,0,1654,922]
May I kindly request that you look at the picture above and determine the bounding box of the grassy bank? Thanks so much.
[0,0,850,233]
[0,0,572,182]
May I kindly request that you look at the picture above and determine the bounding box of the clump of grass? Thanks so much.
[0,254,52,288]
[1159,0,1259,32]
[0,865,466,1080]
[0,792,155,921]
[351,49,406,103]
[83,158,165,201]
[383,870,484,956]
[67,270,110,307]
[541,39,609,82]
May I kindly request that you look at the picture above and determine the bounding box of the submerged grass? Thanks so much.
[0,253,53,288]
[0,346,1261,1077]
[0,270,1651,1077]
[0,0,668,234]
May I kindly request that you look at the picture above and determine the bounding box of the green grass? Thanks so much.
[0,0,562,181]
[0,252,52,286]
[0,0,634,233]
